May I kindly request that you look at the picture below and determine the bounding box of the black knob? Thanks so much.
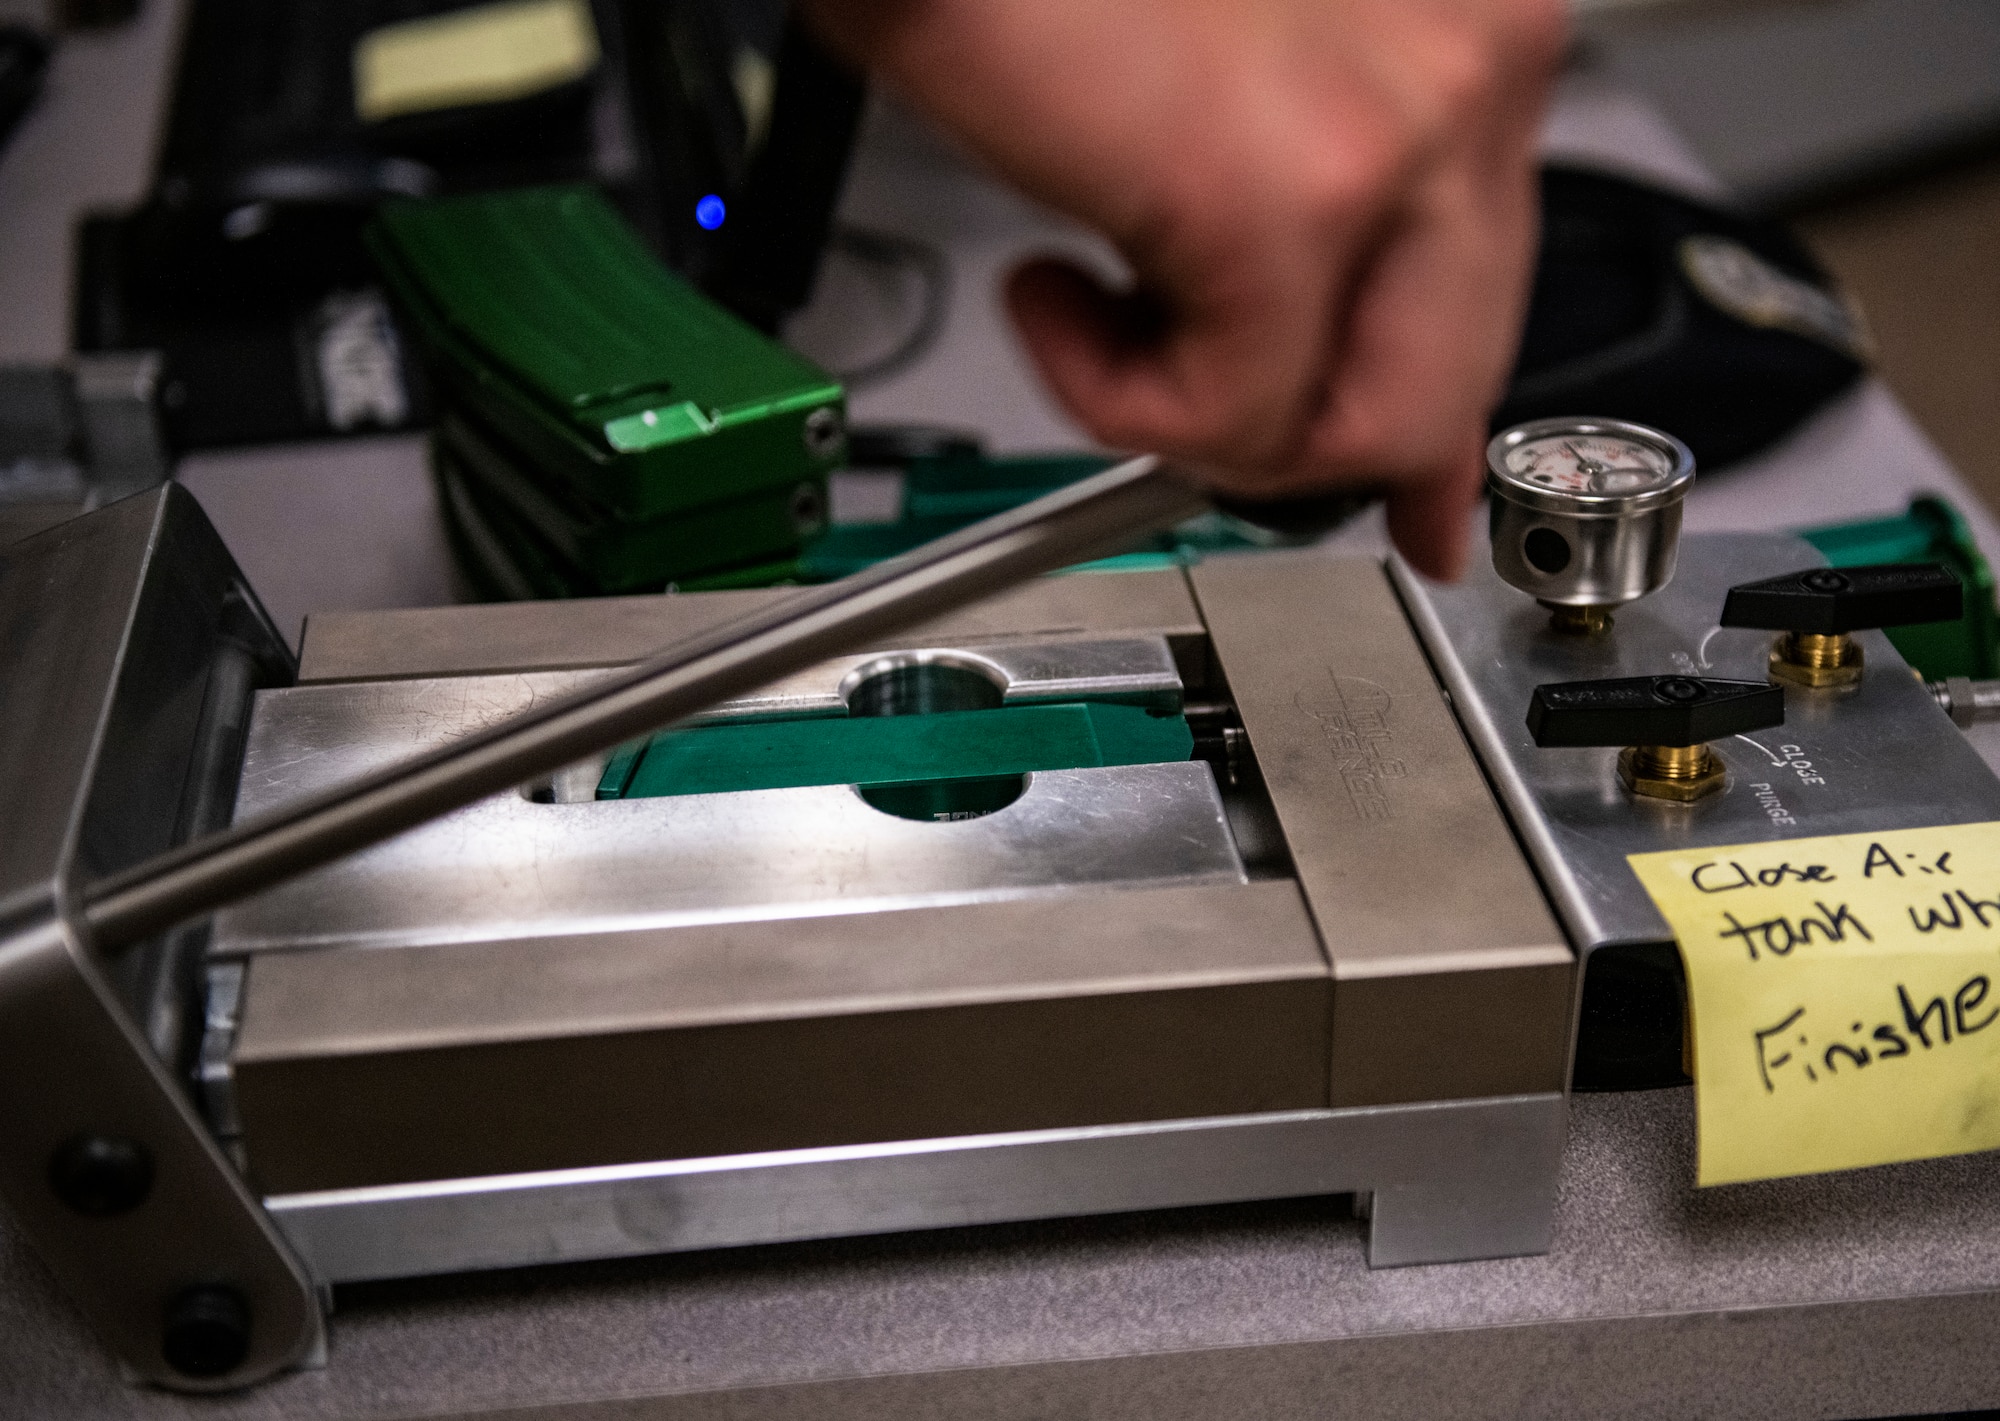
[162,1284,251,1379]
[1720,563,1962,633]
[47,1134,153,1217]
[1527,675,1784,748]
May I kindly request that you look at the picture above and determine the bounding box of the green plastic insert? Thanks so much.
[597,702,1193,801]
[1801,495,2000,679]
[438,407,823,593]
[798,449,1282,582]
[369,186,845,524]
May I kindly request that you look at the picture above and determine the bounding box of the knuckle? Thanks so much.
[1291,136,1407,234]
[1506,0,1576,73]
[1423,33,1505,131]
[1320,422,1403,479]
[1409,4,1570,138]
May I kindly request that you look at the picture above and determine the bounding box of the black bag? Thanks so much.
[1497,165,1869,472]
[0,24,48,159]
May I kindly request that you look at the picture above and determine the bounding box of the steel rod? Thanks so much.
[83,456,1207,951]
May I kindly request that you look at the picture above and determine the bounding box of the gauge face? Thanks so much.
[1502,433,1676,497]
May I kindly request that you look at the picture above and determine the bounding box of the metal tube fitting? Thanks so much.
[1931,676,2000,729]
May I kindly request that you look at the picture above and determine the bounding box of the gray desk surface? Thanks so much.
[10,1089,2000,1420]
[1582,0,2000,210]
[5,14,2000,1420]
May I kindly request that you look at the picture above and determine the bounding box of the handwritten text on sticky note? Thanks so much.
[1629,822,2000,1186]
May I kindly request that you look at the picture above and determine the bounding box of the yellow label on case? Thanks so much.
[354,0,599,124]
[1629,822,2000,1186]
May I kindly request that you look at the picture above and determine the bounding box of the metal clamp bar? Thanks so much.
[83,456,1206,951]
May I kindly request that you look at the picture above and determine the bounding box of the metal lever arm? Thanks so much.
[83,455,1208,953]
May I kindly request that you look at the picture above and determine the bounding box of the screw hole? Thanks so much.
[802,406,844,459]
[789,481,826,535]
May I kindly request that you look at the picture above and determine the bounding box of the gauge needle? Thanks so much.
[1562,441,1606,477]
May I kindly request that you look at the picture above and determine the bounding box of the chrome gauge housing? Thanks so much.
[1486,417,1695,610]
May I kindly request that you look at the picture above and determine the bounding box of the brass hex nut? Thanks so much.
[1768,639,1864,689]
[1617,745,1726,802]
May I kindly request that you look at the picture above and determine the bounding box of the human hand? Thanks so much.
[800,0,1568,577]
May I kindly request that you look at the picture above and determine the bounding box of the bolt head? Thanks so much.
[162,1285,251,1379]
[47,1134,153,1217]
[788,481,826,535]
[1768,641,1864,689]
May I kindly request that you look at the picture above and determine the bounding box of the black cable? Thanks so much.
[820,224,951,389]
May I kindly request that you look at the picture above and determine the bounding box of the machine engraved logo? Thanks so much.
[1308,674,1406,821]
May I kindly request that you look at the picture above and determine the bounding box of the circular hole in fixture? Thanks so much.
[842,653,1006,718]
[859,773,1028,823]
[1524,527,1572,575]
[843,655,1019,821]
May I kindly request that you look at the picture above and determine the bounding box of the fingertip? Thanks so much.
[1386,493,1467,581]
[1384,443,1486,581]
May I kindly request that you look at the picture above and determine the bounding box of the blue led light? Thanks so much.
[695,195,726,231]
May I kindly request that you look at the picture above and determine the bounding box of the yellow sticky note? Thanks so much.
[354,0,600,124]
[1630,823,2000,1186]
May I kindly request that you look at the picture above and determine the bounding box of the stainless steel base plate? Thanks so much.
[1393,533,2000,952]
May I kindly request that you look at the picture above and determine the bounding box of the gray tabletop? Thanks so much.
[7,12,2000,1420]
[8,1088,2000,1419]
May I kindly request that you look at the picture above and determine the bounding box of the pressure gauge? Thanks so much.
[1486,417,1695,631]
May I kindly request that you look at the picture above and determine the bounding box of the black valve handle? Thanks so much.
[1528,675,1784,748]
[1719,563,1961,634]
